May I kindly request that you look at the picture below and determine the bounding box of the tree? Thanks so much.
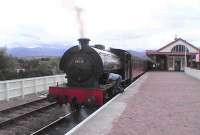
[0,48,9,69]
[0,48,17,80]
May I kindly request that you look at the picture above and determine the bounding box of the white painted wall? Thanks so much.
[185,67,200,80]
[160,40,199,53]
[0,74,66,101]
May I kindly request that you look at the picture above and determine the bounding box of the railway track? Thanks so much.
[30,110,77,135]
[0,81,132,135]
[30,107,97,135]
[0,98,57,127]
[0,97,97,135]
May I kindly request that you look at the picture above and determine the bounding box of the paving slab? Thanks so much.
[67,72,200,135]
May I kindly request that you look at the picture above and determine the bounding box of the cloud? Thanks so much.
[0,0,200,50]
[0,25,73,48]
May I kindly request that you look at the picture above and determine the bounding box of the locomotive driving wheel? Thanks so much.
[71,97,80,110]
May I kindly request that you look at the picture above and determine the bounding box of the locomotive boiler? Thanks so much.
[59,38,121,87]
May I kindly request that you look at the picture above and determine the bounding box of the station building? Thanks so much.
[146,38,200,71]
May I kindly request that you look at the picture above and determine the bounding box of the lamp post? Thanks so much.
[185,47,187,68]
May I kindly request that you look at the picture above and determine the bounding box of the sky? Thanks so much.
[0,0,200,50]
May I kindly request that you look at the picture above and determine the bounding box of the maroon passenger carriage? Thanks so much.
[48,38,148,108]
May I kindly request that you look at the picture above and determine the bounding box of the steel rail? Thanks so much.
[0,102,57,127]
[0,97,48,113]
[30,110,77,135]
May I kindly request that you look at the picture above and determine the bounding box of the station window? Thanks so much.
[171,45,189,53]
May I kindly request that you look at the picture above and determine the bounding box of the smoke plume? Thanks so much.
[74,6,85,38]
[62,0,85,38]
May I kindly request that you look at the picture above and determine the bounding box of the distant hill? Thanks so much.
[7,45,71,57]
[127,50,149,59]
[7,45,148,59]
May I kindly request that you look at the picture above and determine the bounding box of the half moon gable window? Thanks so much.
[171,45,189,53]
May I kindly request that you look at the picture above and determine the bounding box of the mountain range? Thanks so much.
[6,42,72,58]
[7,45,145,58]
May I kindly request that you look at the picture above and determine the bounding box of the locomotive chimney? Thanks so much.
[78,38,90,49]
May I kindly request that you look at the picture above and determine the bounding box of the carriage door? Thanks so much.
[124,53,131,80]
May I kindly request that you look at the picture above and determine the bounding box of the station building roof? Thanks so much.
[146,38,200,56]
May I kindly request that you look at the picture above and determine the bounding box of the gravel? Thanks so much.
[0,104,70,135]
[0,92,47,111]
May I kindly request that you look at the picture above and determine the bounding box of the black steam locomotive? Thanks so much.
[49,38,148,107]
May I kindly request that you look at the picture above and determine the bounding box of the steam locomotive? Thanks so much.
[48,38,148,107]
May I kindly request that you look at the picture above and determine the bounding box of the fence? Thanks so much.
[0,74,66,101]
[185,67,200,80]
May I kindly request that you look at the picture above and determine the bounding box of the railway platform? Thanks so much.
[66,72,200,135]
